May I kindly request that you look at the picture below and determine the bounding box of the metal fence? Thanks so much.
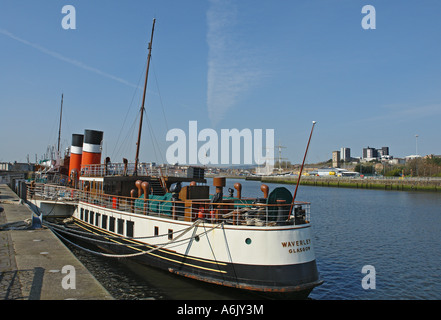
[27,183,310,227]
[80,163,189,178]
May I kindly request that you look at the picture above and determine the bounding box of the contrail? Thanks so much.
[206,0,262,126]
[0,28,140,89]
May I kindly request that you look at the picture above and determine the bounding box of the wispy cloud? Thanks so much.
[206,0,262,126]
[0,28,140,89]
[362,103,441,123]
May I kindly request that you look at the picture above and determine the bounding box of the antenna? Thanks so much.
[276,140,287,171]
[290,121,317,213]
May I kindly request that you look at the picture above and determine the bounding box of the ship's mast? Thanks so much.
[134,18,156,176]
[57,93,63,157]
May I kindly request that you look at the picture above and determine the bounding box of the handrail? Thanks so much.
[79,163,189,178]
[27,183,311,227]
[80,163,154,177]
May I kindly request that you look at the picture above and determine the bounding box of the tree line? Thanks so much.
[354,157,441,177]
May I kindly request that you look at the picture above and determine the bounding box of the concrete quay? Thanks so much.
[0,184,113,300]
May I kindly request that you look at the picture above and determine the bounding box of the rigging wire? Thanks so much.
[140,56,168,165]
[113,107,141,161]
[144,112,166,164]
[145,115,159,163]
[202,223,224,274]
[111,58,147,160]
[151,55,169,132]
[44,101,62,160]
[107,47,169,165]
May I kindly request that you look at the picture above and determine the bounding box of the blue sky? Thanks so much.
[1,0,440,165]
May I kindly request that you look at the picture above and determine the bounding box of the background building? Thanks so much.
[332,150,340,168]
[362,146,390,161]
[381,147,389,156]
[340,147,351,161]
[362,147,377,160]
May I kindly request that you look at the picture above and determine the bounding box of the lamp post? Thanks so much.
[415,134,419,176]
[415,134,419,156]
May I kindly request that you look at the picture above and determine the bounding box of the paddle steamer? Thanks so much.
[27,19,323,298]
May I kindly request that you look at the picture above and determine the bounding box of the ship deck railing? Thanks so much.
[27,183,311,227]
[80,163,188,178]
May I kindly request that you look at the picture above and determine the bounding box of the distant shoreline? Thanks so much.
[262,176,441,192]
[207,175,441,192]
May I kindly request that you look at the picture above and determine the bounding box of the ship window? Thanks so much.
[245,238,252,245]
[80,208,84,220]
[89,211,94,224]
[85,210,89,222]
[109,217,115,232]
[126,221,134,238]
[95,213,100,226]
[117,219,124,235]
[168,229,173,240]
[102,215,108,229]
[154,226,159,236]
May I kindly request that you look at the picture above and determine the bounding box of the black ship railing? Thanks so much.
[80,163,156,177]
[27,183,311,227]
[80,163,191,178]
[33,172,69,185]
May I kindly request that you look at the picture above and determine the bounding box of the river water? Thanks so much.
[66,178,441,300]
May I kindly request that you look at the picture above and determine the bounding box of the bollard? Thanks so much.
[142,182,150,215]
[20,181,27,201]
[234,183,242,199]
[31,214,43,229]
[130,189,136,213]
[135,180,143,197]
[261,184,269,199]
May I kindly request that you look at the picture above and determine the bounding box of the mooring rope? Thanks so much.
[44,219,196,241]
[46,219,224,259]
[43,219,219,248]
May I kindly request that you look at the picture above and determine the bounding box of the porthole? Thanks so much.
[245,238,252,245]
[194,235,200,242]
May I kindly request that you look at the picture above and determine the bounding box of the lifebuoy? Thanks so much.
[198,206,205,219]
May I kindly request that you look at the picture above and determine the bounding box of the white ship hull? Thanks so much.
[58,200,322,296]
